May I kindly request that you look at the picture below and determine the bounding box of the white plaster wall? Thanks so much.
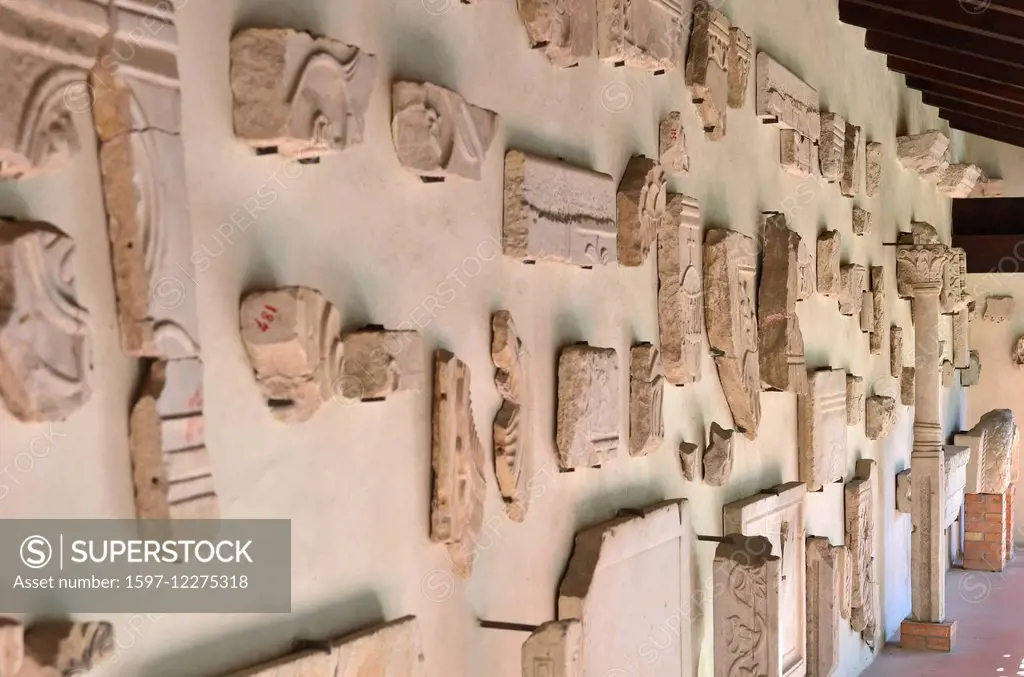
[0,0,969,676]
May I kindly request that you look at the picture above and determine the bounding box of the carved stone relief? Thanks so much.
[558,500,693,677]
[983,295,1015,323]
[230,28,377,160]
[866,395,896,441]
[901,367,915,406]
[846,374,864,427]
[963,350,981,387]
[704,422,734,487]
[936,163,983,198]
[896,469,912,515]
[618,156,666,266]
[430,350,486,578]
[758,212,807,394]
[0,221,92,422]
[819,112,845,182]
[658,193,703,385]
[942,359,955,387]
[956,409,1018,495]
[492,311,531,522]
[897,131,950,173]
[839,264,866,317]
[556,345,619,469]
[944,445,970,529]
[338,328,425,401]
[969,177,1004,198]
[798,369,847,492]
[659,112,690,175]
[685,0,730,140]
[713,534,780,677]
[845,459,877,647]
[797,238,815,301]
[704,229,761,438]
[940,248,968,315]
[503,150,616,267]
[860,290,874,334]
[680,441,700,481]
[891,326,904,377]
[597,0,685,71]
[816,231,841,299]
[521,620,582,677]
[629,343,665,457]
[756,53,820,141]
[806,537,841,677]
[516,0,597,67]
[865,141,882,197]
[391,81,499,181]
[780,129,813,177]
[869,266,886,356]
[952,312,969,369]
[852,207,872,236]
[727,27,752,109]
[841,123,863,198]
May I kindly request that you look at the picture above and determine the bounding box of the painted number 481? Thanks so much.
[254,305,278,333]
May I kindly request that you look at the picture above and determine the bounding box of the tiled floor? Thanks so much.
[864,552,1024,677]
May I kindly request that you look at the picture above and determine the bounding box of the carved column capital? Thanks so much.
[897,245,949,293]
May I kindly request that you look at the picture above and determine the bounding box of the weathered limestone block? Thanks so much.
[224,616,425,677]
[918,156,951,185]
[704,422,734,487]
[659,112,690,174]
[845,459,878,647]
[936,163,983,199]
[963,350,981,387]
[841,122,863,198]
[130,358,217,520]
[847,374,864,427]
[1014,337,1024,368]
[941,248,968,315]
[0,619,22,677]
[521,620,582,677]
[629,343,665,457]
[492,311,531,522]
[870,267,886,355]
[724,482,808,677]
[558,500,693,677]
[780,129,813,177]
[819,112,845,182]
[704,229,761,438]
[239,287,342,423]
[756,52,820,140]
[839,264,866,317]
[957,409,1018,495]
[896,469,912,514]
[901,367,915,406]
[942,360,954,387]
[597,0,685,71]
[517,0,596,67]
[391,81,498,181]
[556,345,620,469]
[797,237,815,301]
[679,441,700,481]
[685,0,731,140]
[727,27,752,109]
[0,221,92,422]
[891,326,904,377]
[799,369,847,492]
[658,194,703,385]
[944,445,970,529]
[618,156,666,266]
[860,291,874,334]
[897,131,950,173]
[23,621,113,677]
[807,538,842,677]
[338,328,425,401]
[758,213,807,394]
[713,534,781,677]
[968,177,1004,198]
[953,311,969,369]
[866,395,896,441]
[503,150,616,267]
[865,141,882,197]
[852,207,872,236]
[983,295,1015,323]
[430,350,486,578]
[839,545,853,621]
[230,28,376,159]
[817,231,841,299]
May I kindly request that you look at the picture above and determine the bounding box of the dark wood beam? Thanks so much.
[888,57,1024,103]
[924,94,1024,129]
[840,1,1024,65]
[907,77,1024,117]
[865,31,1024,87]
[951,234,1024,273]
[845,0,1024,42]
[941,109,1024,134]
[953,199,1024,237]
[943,114,1024,148]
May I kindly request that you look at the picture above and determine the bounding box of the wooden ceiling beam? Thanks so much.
[924,94,1024,129]
[845,0,1024,42]
[943,113,1024,147]
[907,77,1024,116]
[888,57,1024,103]
[951,234,1024,273]
[865,31,1024,87]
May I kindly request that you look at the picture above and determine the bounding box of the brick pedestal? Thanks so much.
[963,492,1008,571]
[900,619,957,652]
[1006,484,1016,563]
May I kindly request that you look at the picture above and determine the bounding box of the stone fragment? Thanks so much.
[952,311,969,369]
[841,122,863,198]
[870,267,886,355]
[956,409,1018,495]
[658,194,703,385]
[896,469,912,514]
[130,358,217,520]
[984,295,1015,323]
[430,350,486,578]
[860,290,874,334]
[901,367,915,406]
[503,150,616,267]
[891,326,904,377]
[845,459,878,647]
[727,27,752,109]
[617,156,666,266]
[755,52,820,140]
[797,237,815,301]
[556,345,620,469]
[597,0,685,71]
[558,500,693,677]
[936,163,983,198]
[847,374,864,427]
[839,264,866,317]
[819,112,845,182]
[391,81,498,181]
[685,0,731,140]
[942,360,955,387]
[852,207,872,236]
[968,177,1004,198]
[703,422,735,486]
[23,621,113,677]
[628,343,665,457]
[866,395,896,441]
[659,112,689,174]
[516,0,596,67]
[679,441,700,481]
[230,28,376,160]
[239,287,342,423]
[338,328,425,401]
[897,131,950,173]
[0,620,21,677]
[491,311,531,522]
[723,482,808,676]
[807,537,842,677]
[865,141,882,197]
[704,229,761,438]
[1014,337,1024,369]
[223,616,425,677]
[781,129,813,177]
[941,248,968,315]
[839,545,853,621]
[713,534,780,677]
[758,213,807,394]
[521,620,582,677]
[799,369,847,492]
[817,231,841,298]
[0,221,92,422]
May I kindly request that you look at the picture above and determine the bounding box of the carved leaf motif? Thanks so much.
[896,245,949,287]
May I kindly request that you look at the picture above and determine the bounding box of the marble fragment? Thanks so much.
[845,459,878,647]
[799,369,847,492]
[839,264,866,317]
[797,237,815,301]
[841,122,862,198]
[941,360,955,387]
[338,328,425,401]
[430,350,486,578]
[230,28,376,160]
[957,409,1018,495]
[521,620,582,677]
[727,27,752,109]
[556,345,619,469]
[685,0,730,140]
[755,52,820,140]
[968,177,1004,198]
[758,213,807,394]
[860,291,874,334]
[628,343,665,457]
[847,374,864,427]
[963,350,982,387]
[679,441,700,481]
[819,112,845,182]
[941,247,968,315]
[952,311,969,369]
[596,0,685,71]
[1013,337,1024,369]
[852,207,872,236]
[503,150,616,267]
[659,112,689,174]
[897,131,950,173]
[492,311,531,522]
[658,194,703,385]
[617,156,666,266]
[891,326,904,377]
[896,469,912,514]
[869,267,886,355]
[865,141,882,197]
[780,129,813,177]
[984,295,1015,323]
[516,0,596,67]
[936,163,983,198]
[22,621,113,677]
[817,231,841,299]
[807,537,842,677]
[0,619,21,677]
[865,396,896,441]
[901,367,915,406]
[703,422,734,487]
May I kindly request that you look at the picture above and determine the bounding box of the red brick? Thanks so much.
[926,637,952,652]
[900,635,927,650]
[985,531,1006,542]
[965,531,984,541]
[901,621,954,638]
[963,557,1005,572]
